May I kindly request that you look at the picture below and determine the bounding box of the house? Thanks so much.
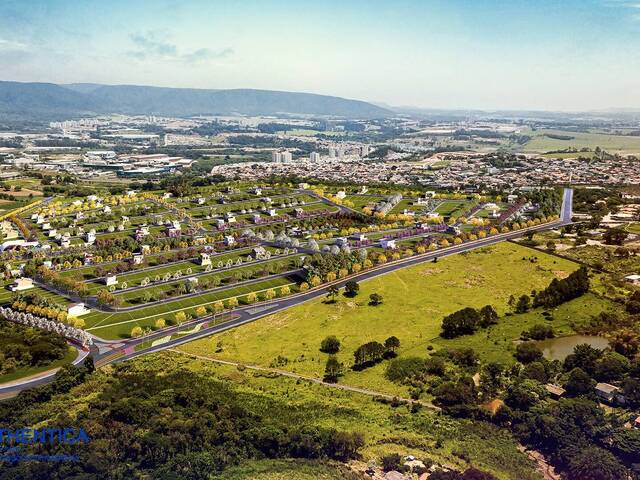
[335,237,349,247]
[170,220,181,230]
[252,213,261,223]
[43,260,52,268]
[507,194,519,204]
[350,233,367,242]
[402,209,415,217]
[634,415,640,429]
[132,254,144,265]
[625,274,640,285]
[83,253,94,266]
[250,186,263,196]
[167,227,181,238]
[380,239,397,250]
[85,230,96,244]
[10,277,34,292]
[252,246,267,259]
[105,274,118,286]
[216,218,226,228]
[60,238,71,249]
[194,197,206,205]
[336,191,347,200]
[162,192,173,199]
[48,229,57,238]
[267,208,277,217]
[103,205,112,214]
[225,213,237,223]
[545,384,566,399]
[224,235,235,246]
[596,382,625,404]
[294,207,305,218]
[68,303,91,317]
[200,252,212,266]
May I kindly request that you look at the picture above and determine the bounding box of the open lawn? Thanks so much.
[434,200,469,217]
[177,242,588,397]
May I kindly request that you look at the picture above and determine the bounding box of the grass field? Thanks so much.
[159,353,542,480]
[177,242,591,397]
[521,128,640,153]
[434,200,470,217]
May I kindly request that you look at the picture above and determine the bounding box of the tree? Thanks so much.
[155,318,166,329]
[227,297,239,308]
[564,343,603,376]
[384,336,400,355]
[515,342,543,364]
[320,335,341,354]
[326,285,339,302]
[441,307,480,338]
[175,311,187,324]
[603,227,628,246]
[369,293,383,306]
[344,280,359,297]
[353,341,386,369]
[478,305,498,328]
[131,326,143,337]
[515,294,531,313]
[323,355,343,383]
[545,240,556,251]
[564,367,596,397]
[568,446,628,480]
[594,352,630,382]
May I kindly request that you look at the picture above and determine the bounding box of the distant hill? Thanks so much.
[0,81,390,120]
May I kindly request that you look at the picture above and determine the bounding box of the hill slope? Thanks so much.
[0,80,389,119]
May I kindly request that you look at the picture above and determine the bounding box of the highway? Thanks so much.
[0,188,573,397]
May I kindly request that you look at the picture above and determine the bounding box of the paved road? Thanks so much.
[1,188,573,397]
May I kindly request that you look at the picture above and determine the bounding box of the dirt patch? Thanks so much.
[421,267,444,276]
[463,274,485,287]
[552,270,569,279]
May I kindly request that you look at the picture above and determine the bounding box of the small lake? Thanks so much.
[536,335,609,361]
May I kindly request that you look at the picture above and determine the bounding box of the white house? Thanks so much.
[267,208,277,217]
[380,239,397,250]
[335,237,349,246]
[625,274,640,285]
[200,252,212,266]
[105,274,118,286]
[10,277,34,292]
[224,235,235,246]
[68,303,91,317]
[336,191,347,200]
[132,254,144,265]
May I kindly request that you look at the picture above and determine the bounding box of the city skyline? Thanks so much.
[1,0,639,112]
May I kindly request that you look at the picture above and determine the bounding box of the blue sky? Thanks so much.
[0,0,639,110]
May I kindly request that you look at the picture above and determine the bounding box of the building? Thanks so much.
[380,239,397,250]
[310,152,321,163]
[625,274,640,285]
[545,384,566,399]
[10,277,34,292]
[132,254,144,265]
[224,235,235,246]
[595,382,625,404]
[68,303,91,317]
[251,246,267,259]
[105,274,118,286]
[200,253,212,266]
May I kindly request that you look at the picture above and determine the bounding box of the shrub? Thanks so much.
[320,335,341,354]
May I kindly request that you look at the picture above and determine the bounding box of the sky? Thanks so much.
[0,0,639,111]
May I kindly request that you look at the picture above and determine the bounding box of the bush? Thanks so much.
[515,342,543,364]
[320,335,341,354]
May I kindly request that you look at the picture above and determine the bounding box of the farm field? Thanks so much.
[177,242,585,397]
[521,128,640,153]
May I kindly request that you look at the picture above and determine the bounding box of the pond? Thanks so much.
[536,335,609,361]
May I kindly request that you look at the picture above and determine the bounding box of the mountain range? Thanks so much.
[0,81,390,120]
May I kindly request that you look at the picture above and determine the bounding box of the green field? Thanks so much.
[178,242,588,397]
[434,200,470,217]
[522,128,640,153]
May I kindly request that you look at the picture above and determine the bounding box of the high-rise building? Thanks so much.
[328,146,336,158]
[281,151,293,163]
[310,152,321,163]
[337,146,345,159]
[360,145,370,157]
[272,151,282,162]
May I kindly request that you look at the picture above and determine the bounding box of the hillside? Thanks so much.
[0,80,389,119]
